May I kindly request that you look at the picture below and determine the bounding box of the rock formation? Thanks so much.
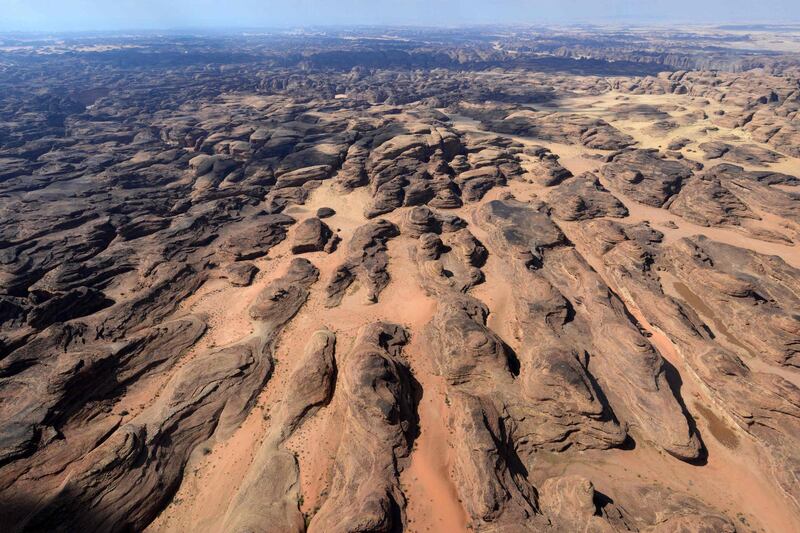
[1,26,799,533]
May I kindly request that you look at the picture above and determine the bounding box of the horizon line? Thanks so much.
[3,21,800,36]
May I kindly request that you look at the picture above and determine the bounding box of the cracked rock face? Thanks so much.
[1,26,800,533]
[601,148,695,207]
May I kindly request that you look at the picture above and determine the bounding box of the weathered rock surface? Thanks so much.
[547,172,629,220]
[325,219,399,306]
[522,145,573,186]
[223,329,336,533]
[601,149,694,207]
[290,217,338,254]
[567,216,800,522]
[699,141,784,165]
[1,29,799,533]
[474,198,701,461]
[218,213,296,261]
[661,237,800,368]
[223,261,258,286]
[669,163,799,242]
[479,108,636,150]
[669,172,758,227]
[315,207,335,219]
[402,205,466,237]
[309,323,416,533]
[3,259,317,531]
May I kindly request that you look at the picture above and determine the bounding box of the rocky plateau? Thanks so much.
[0,26,799,533]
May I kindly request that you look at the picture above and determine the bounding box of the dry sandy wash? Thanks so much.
[1,30,800,533]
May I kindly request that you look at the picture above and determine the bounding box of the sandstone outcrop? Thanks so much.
[309,323,416,533]
[601,149,694,207]
[325,219,399,306]
[290,217,338,254]
[547,172,629,220]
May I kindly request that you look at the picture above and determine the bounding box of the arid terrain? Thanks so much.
[1,26,800,532]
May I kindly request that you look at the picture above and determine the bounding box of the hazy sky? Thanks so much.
[2,0,799,32]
